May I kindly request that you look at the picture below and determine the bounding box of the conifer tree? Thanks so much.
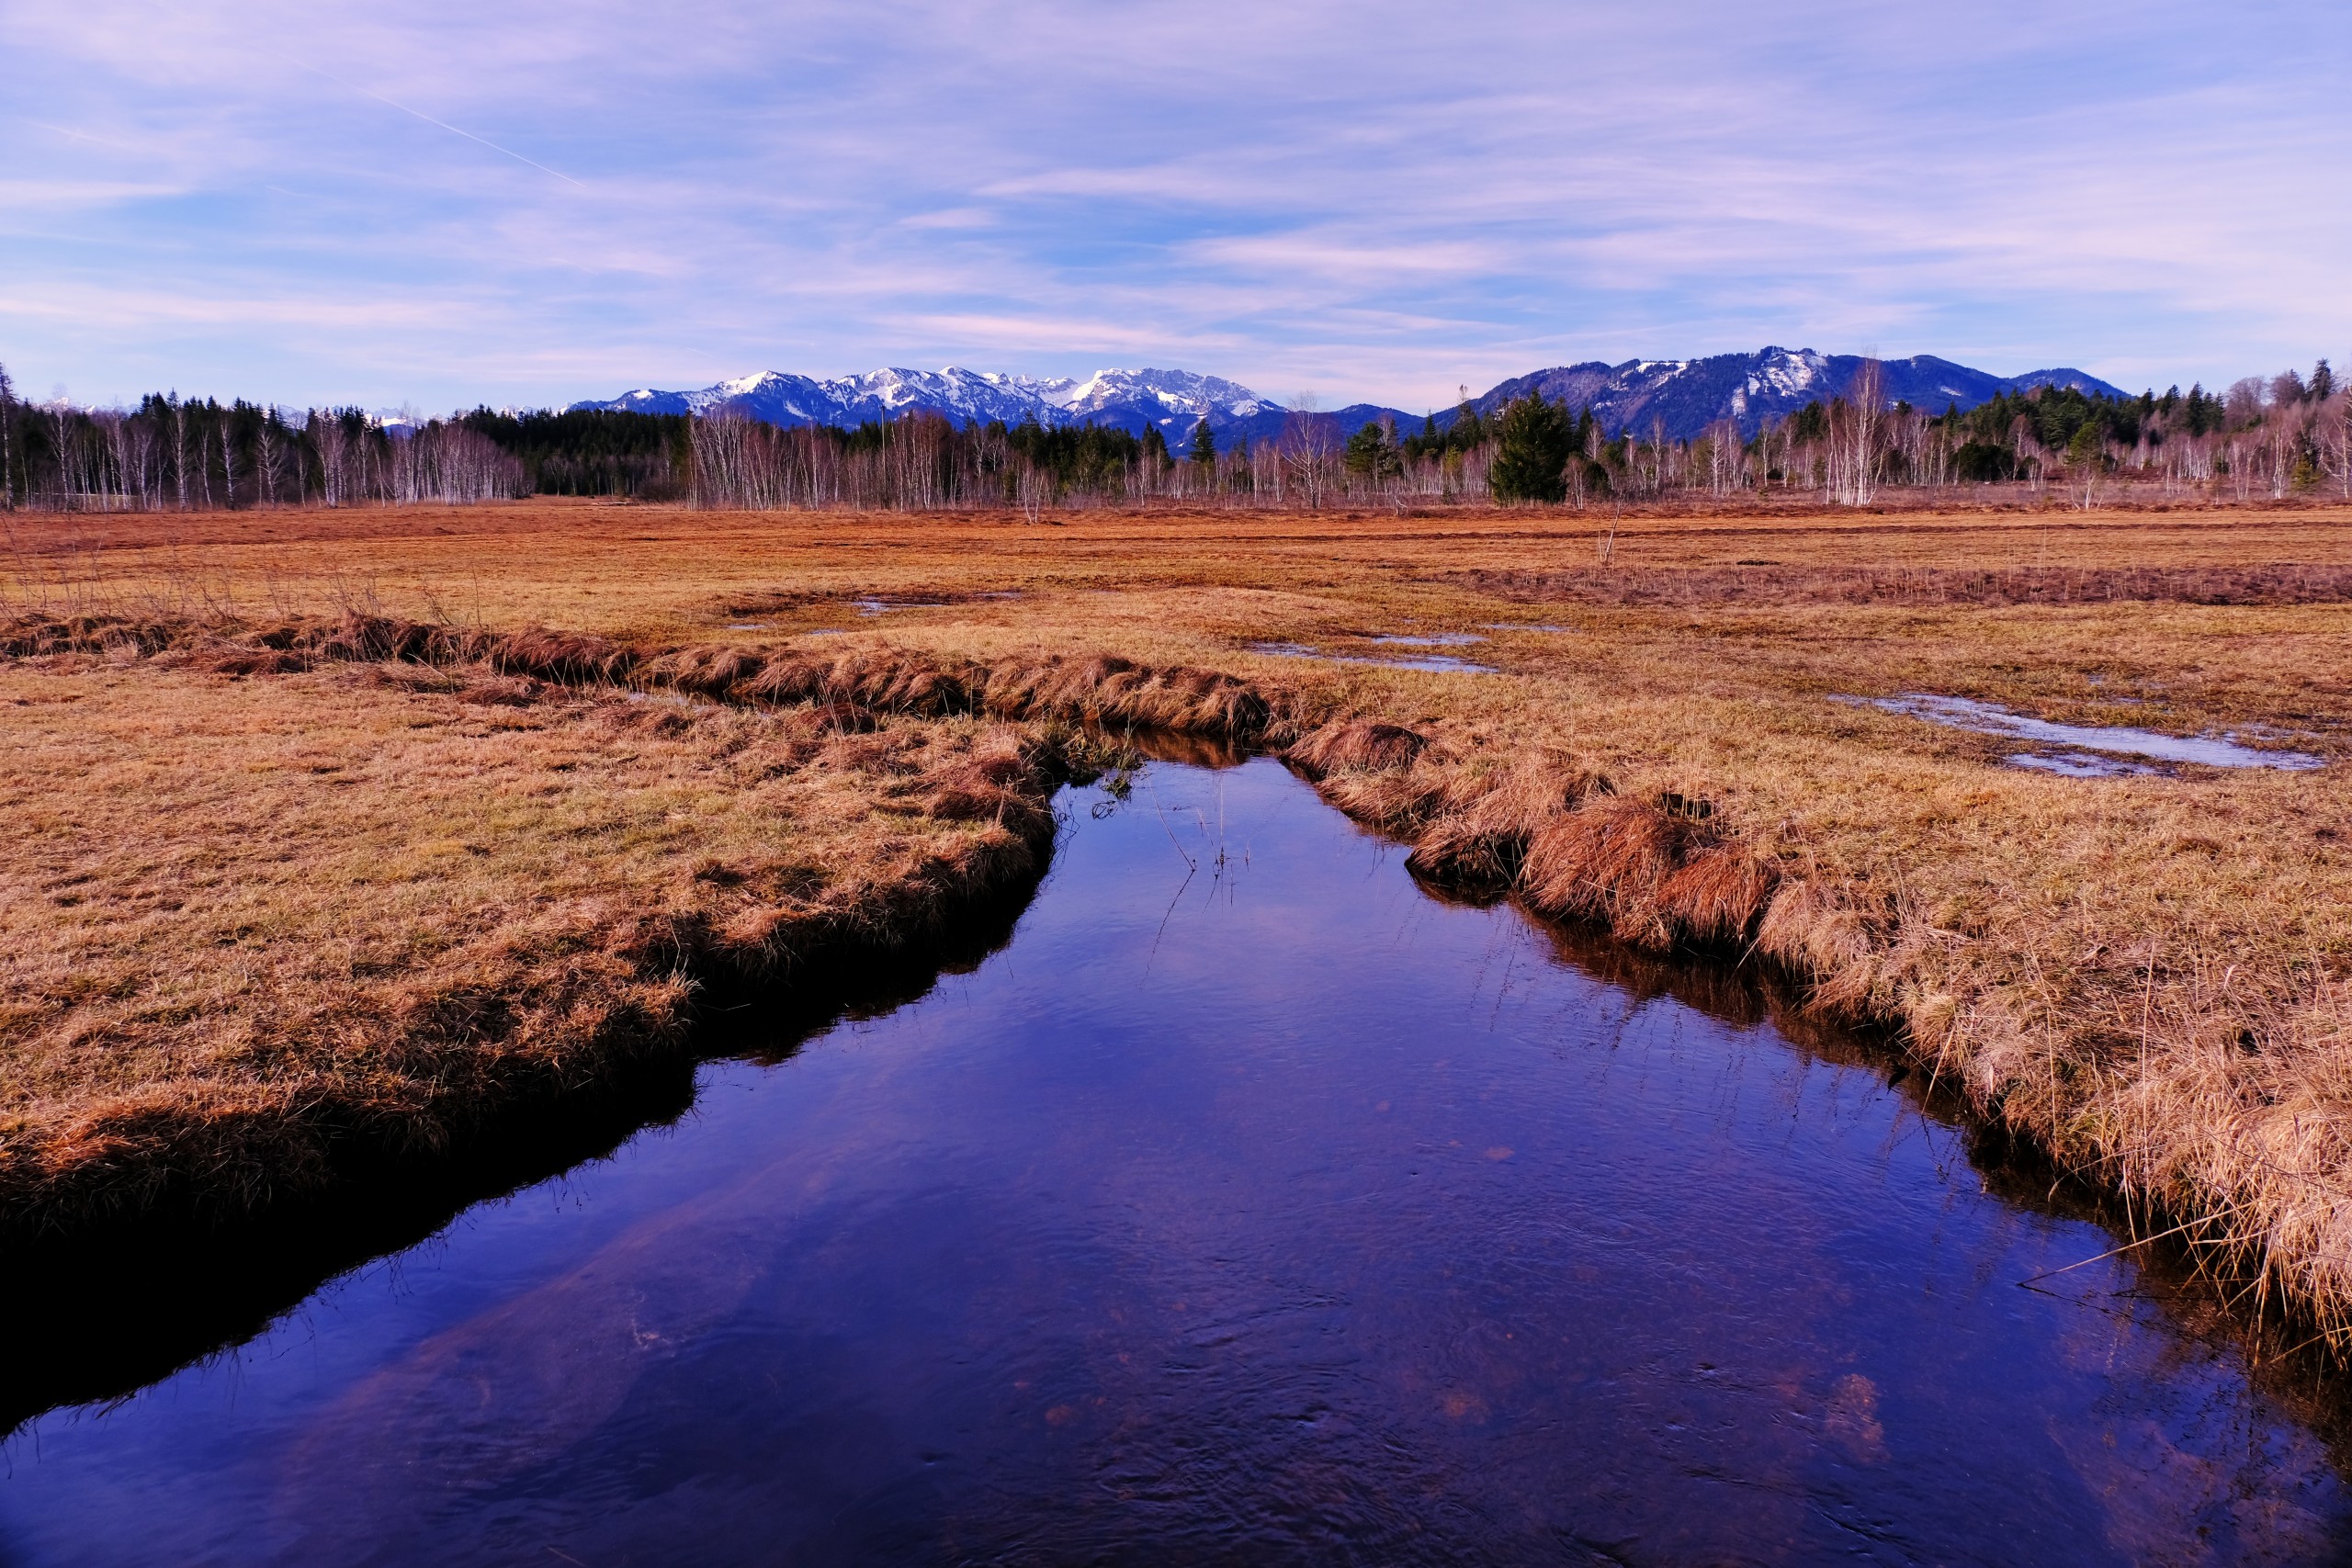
[1186,417,1216,467]
[2186,384,2214,437]
[1488,392,1574,502]
[1450,396,1485,448]
[1343,420,1399,480]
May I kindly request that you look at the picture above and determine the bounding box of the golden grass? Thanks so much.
[0,649,1085,1230]
[10,497,2352,1349]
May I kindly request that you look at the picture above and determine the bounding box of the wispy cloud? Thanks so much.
[1,0,2345,411]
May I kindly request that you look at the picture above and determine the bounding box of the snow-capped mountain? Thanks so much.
[577,367,1276,439]
[578,351,2131,445]
[1035,368,1272,423]
[1465,349,2129,440]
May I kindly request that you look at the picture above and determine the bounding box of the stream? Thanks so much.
[3,752,2347,1564]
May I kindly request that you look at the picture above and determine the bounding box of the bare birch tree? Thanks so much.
[2324,396,2352,502]
[1827,358,1887,505]
[0,361,14,511]
[1282,397,1335,511]
[254,423,282,507]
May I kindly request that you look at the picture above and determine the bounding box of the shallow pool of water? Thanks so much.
[851,592,1023,618]
[1250,641,1498,674]
[3,758,2346,1564]
[1860,693,2325,773]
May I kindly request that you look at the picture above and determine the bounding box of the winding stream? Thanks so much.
[3,753,2347,1564]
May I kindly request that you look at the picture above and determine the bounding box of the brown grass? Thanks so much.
[0,628,1257,1234]
[1448,561,2352,608]
[9,496,2352,1352]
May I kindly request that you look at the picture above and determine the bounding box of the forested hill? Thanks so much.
[1455,350,2130,441]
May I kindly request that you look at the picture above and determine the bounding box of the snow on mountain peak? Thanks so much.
[578,365,1281,434]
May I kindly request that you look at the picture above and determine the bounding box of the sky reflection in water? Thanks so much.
[1,759,2345,1565]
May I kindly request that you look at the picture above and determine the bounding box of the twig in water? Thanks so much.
[2016,1200,2249,1288]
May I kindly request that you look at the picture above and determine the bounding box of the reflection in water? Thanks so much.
[3,759,2348,1565]
[0,873,1048,1439]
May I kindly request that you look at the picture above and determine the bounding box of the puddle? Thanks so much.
[3,758,2347,1563]
[1856,694,2325,773]
[2007,750,2160,778]
[1368,633,1487,648]
[851,592,1023,617]
[1250,641,1498,674]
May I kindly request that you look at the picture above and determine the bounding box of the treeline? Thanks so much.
[684,359,2352,514]
[1475,358,2352,507]
[688,409,1295,512]
[680,405,1490,513]
[1911,369,2346,499]
[453,408,688,499]
[7,355,2349,515]
[0,367,525,512]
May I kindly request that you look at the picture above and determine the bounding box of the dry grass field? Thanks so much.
[9,495,2352,1344]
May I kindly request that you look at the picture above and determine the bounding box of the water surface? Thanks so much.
[3,757,2346,1564]
[1859,693,2325,774]
[1248,640,1498,674]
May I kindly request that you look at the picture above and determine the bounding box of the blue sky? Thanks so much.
[4,0,2346,413]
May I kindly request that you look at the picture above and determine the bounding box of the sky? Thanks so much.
[4,0,2348,414]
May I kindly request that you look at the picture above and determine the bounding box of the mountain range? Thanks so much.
[575,349,2129,446]
[581,367,1275,439]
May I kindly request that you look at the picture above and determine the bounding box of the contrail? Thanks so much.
[271,51,587,188]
